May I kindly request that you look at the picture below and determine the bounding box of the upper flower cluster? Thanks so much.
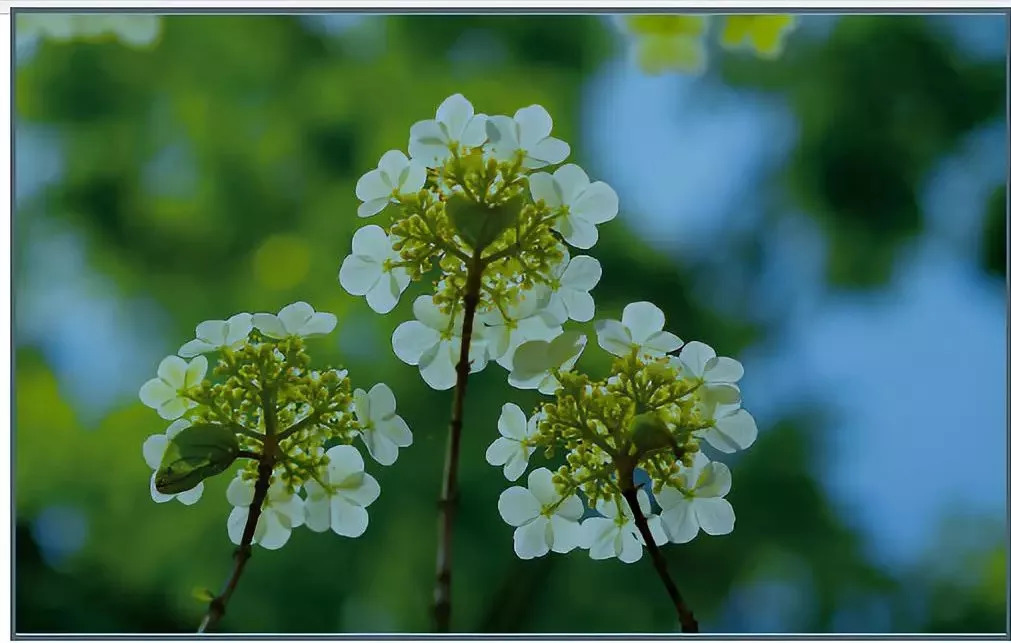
[139,302,412,549]
[339,94,617,390]
[486,301,757,561]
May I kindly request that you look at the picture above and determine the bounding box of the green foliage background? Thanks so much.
[12,13,1008,634]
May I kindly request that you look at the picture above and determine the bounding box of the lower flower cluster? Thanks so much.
[486,301,757,562]
[139,302,412,550]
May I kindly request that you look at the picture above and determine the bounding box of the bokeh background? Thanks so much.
[12,11,1009,634]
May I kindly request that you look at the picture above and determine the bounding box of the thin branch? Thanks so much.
[431,256,484,633]
[618,473,699,633]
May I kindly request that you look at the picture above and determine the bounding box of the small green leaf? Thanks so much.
[192,587,215,603]
[155,423,239,494]
[446,194,521,252]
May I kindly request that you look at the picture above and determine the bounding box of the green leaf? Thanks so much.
[191,587,215,603]
[154,423,239,494]
[446,194,522,253]
[628,411,676,456]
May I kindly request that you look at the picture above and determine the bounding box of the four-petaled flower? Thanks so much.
[226,476,306,550]
[139,355,208,420]
[480,289,561,371]
[355,150,427,218]
[509,331,587,393]
[486,105,570,169]
[339,225,411,314]
[540,250,603,324]
[595,301,683,358]
[408,93,488,167]
[392,295,489,390]
[178,312,253,358]
[252,301,337,339]
[142,418,203,505]
[304,445,381,538]
[486,403,539,482]
[656,452,735,543]
[529,164,619,249]
[580,490,667,564]
[497,468,584,559]
[353,384,413,466]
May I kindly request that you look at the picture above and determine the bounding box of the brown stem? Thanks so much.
[618,469,699,633]
[198,388,279,633]
[432,256,484,633]
[197,456,273,633]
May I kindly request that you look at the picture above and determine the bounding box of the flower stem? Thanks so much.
[618,470,699,633]
[198,389,278,633]
[432,256,484,633]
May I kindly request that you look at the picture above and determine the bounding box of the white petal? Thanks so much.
[526,467,560,506]
[679,341,715,379]
[547,331,587,370]
[326,444,365,480]
[418,341,458,391]
[552,164,590,204]
[582,517,619,559]
[376,414,412,448]
[646,514,668,546]
[277,302,314,334]
[561,290,595,323]
[224,313,253,345]
[339,254,382,296]
[272,495,306,530]
[257,510,292,550]
[156,356,188,388]
[555,494,585,522]
[351,224,391,257]
[142,434,168,470]
[561,255,602,290]
[252,313,287,339]
[377,149,410,176]
[157,397,191,421]
[694,461,732,498]
[436,93,475,140]
[412,295,448,330]
[694,497,735,536]
[330,496,370,537]
[304,494,331,533]
[513,516,550,559]
[226,476,255,508]
[554,213,599,249]
[549,515,581,553]
[660,496,700,544]
[708,409,758,452]
[572,181,619,224]
[528,172,562,208]
[356,168,392,202]
[706,356,744,383]
[392,320,440,365]
[139,379,175,409]
[617,525,644,563]
[227,506,250,545]
[526,137,570,167]
[400,162,427,194]
[643,331,684,356]
[514,104,553,148]
[297,312,337,337]
[149,474,174,504]
[486,436,518,467]
[357,198,389,218]
[502,451,531,482]
[178,339,214,358]
[176,483,204,506]
[595,319,634,357]
[498,487,540,527]
[361,427,399,466]
[497,402,528,439]
[367,382,397,419]
[460,113,488,147]
[622,302,666,345]
[339,472,381,508]
[164,418,191,439]
[195,320,229,346]
[183,355,207,388]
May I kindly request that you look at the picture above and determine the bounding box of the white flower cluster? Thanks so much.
[139,302,412,550]
[487,301,757,562]
[337,93,617,390]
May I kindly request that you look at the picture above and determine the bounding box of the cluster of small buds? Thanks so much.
[613,14,798,75]
[338,93,617,390]
[487,301,757,562]
[139,301,412,549]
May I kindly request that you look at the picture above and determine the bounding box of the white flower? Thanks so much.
[178,312,253,358]
[486,403,539,482]
[480,289,562,370]
[141,419,203,505]
[540,250,602,324]
[226,476,306,550]
[304,445,381,538]
[355,150,427,218]
[338,225,411,314]
[595,301,683,358]
[391,295,489,391]
[486,104,570,169]
[656,453,735,543]
[353,383,413,466]
[528,164,618,249]
[677,341,744,388]
[580,490,667,564]
[139,355,208,420]
[252,301,337,339]
[702,404,758,453]
[509,331,587,393]
[497,468,584,559]
[408,93,488,167]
